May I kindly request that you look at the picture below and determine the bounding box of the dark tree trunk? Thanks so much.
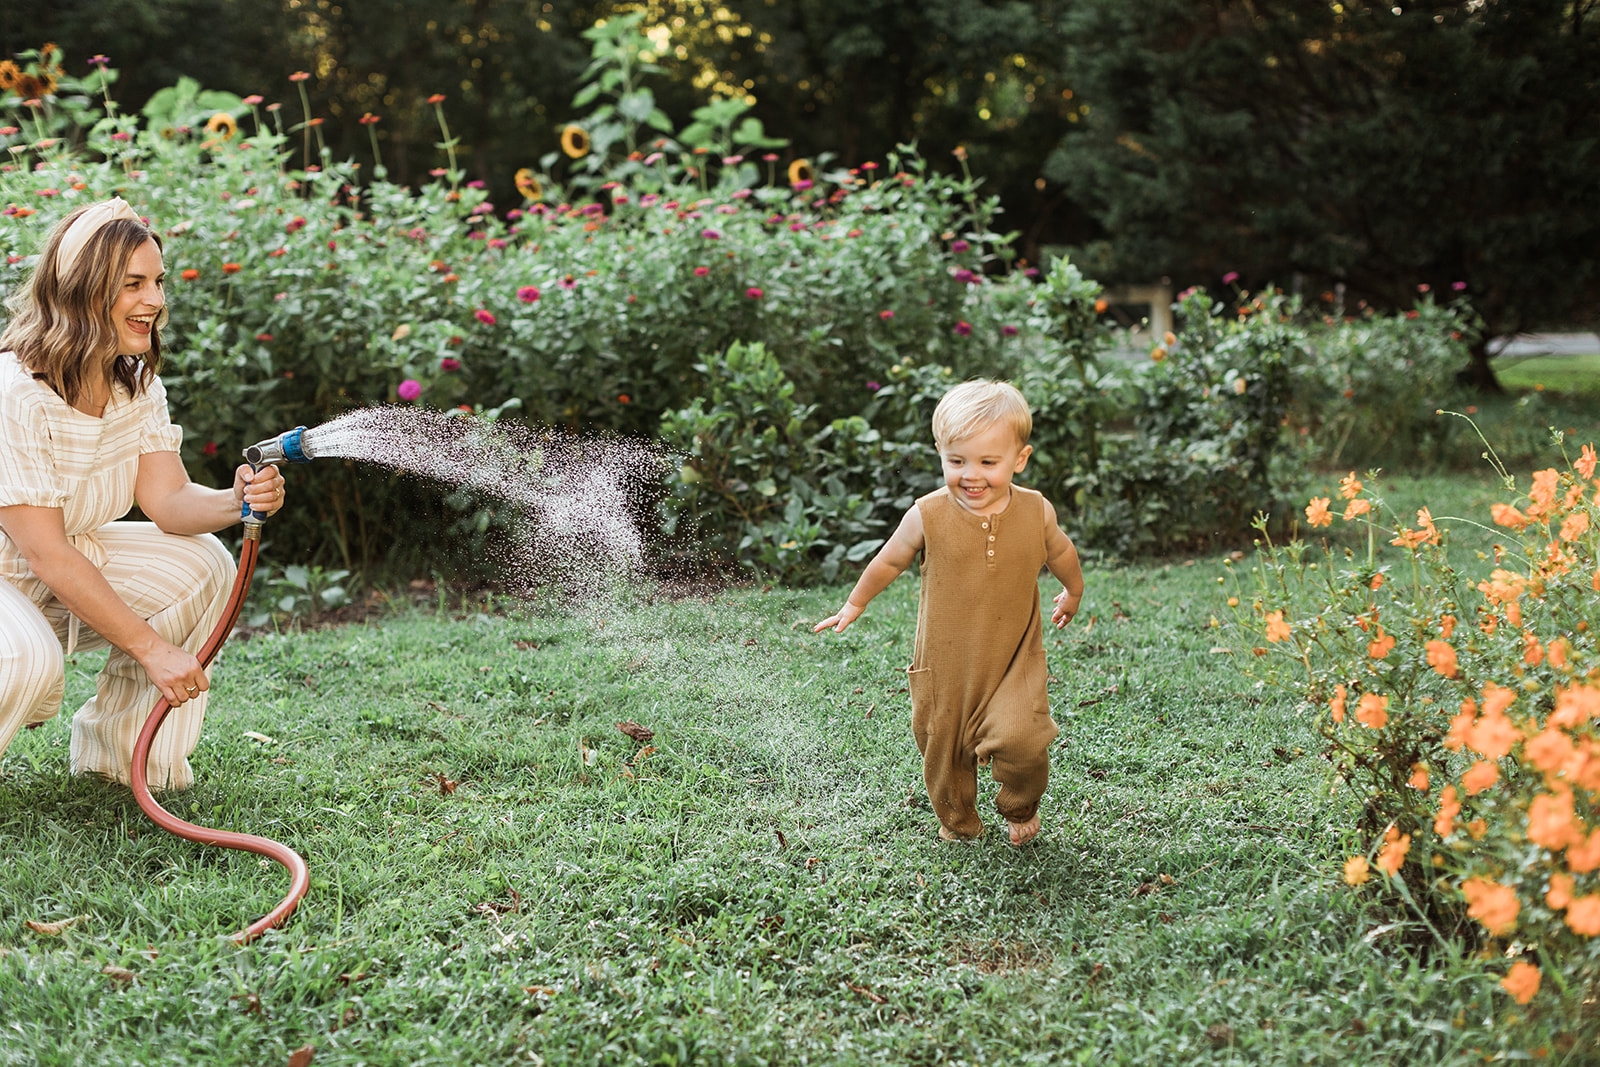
[1456,337,1505,395]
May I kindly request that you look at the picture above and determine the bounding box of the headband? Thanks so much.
[56,197,143,279]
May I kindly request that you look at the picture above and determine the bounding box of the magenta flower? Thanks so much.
[88,55,111,68]
[694,266,710,277]
[467,179,486,189]
[700,228,721,239]
[953,269,977,285]
[517,286,540,303]
[1001,325,1019,336]
[745,287,764,299]
[867,381,881,391]
[441,358,461,372]
[242,94,263,105]
[286,216,307,233]
[559,275,578,290]
[110,132,131,142]
[398,379,422,401]
[407,227,427,240]
[792,179,813,191]
[1221,271,1240,285]
[951,240,970,253]
[489,238,507,250]
[1452,280,1468,291]
[1417,283,1431,293]
[475,309,496,326]
[954,321,972,336]
[879,310,894,320]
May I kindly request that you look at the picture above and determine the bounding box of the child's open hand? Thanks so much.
[1051,588,1080,629]
[813,601,864,634]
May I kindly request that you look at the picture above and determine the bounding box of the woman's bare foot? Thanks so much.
[1007,816,1041,846]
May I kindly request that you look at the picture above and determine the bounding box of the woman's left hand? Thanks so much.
[235,463,287,518]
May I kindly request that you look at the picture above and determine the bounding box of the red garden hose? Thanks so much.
[129,526,310,945]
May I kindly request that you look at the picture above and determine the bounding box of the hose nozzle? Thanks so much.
[244,426,314,466]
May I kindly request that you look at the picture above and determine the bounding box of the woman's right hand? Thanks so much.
[138,640,208,706]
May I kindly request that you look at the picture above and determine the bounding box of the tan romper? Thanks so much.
[908,485,1059,838]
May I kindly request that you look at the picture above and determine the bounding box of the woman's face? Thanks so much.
[111,238,164,356]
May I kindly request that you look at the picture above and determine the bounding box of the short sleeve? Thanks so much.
[137,375,184,454]
[0,387,68,509]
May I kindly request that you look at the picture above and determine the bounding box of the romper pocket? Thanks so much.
[907,666,936,748]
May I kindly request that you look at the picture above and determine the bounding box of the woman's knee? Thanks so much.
[0,615,66,719]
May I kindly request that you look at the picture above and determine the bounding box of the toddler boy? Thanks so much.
[815,380,1084,845]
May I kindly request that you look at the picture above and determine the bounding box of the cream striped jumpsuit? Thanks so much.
[0,352,235,790]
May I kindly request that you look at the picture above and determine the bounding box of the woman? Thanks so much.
[0,197,285,791]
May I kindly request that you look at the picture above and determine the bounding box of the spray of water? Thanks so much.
[296,406,668,601]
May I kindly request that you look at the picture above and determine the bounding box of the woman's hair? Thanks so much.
[0,205,164,406]
[931,379,1032,449]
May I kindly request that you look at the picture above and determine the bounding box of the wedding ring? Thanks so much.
[186,685,199,694]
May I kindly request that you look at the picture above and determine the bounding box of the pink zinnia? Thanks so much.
[701,228,721,239]
[286,216,306,233]
[1001,325,1018,336]
[441,358,461,372]
[1222,271,1240,285]
[517,286,540,303]
[475,309,496,325]
[951,240,969,253]
[954,321,972,336]
[398,379,422,401]
[693,266,710,277]
[745,287,763,299]
[879,310,894,320]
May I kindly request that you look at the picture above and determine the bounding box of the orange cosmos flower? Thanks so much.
[1551,684,1600,729]
[1528,468,1560,516]
[1407,763,1430,790]
[1343,498,1371,520]
[1567,895,1600,936]
[1445,699,1476,752]
[1468,818,1488,839]
[1568,829,1600,873]
[1549,636,1569,668]
[1338,472,1362,500]
[1561,511,1590,542]
[1425,640,1458,678]
[1470,708,1521,762]
[1548,873,1575,910]
[1462,760,1499,795]
[1492,503,1532,530]
[1368,630,1395,659]
[1330,684,1347,723]
[1523,631,1545,666]
[1369,573,1384,591]
[1377,827,1410,875]
[1500,960,1540,1005]
[1434,785,1460,837]
[1305,497,1332,527]
[1440,614,1457,639]
[1578,442,1598,480]
[1343,856,1370,886]
[1355,692,1388,729]
[1264,610,1291,642]
[1527,791,1580,850]
[1524,728,1578,777]
[1462,877,1520,936]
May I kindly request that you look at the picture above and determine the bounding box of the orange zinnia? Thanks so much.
[1461,876,1519,936]
[1500,960,1540,1005]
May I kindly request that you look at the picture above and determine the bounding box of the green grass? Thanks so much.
[3,504,1589,1066]
[1496,352,1600,398]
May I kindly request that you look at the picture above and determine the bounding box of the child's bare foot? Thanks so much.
[938,825,983,844]
[1007,816,1041,846]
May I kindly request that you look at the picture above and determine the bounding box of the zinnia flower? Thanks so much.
[180,269,199,281]
[1001,325,1019,336]
[1221,271,1239,285]
[441,358,461,372]
[397,379,422,401]
[474,309,496,326]
[745,287,763,299]
[954,321,972,336]
[517,286,540,303]
[951,239,970,253]
[222,263,241,274]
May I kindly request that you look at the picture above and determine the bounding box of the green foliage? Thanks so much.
[1228,440,1600,1006]
[244,562,351,630]
[659,341,924,583]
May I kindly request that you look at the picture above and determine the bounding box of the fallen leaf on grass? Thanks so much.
[1087,962,1106,987]
[1206,1023,1234,1047]
[523,985,557,998]
[25,916,85,935]
[243,730,276,744]
[616,721,654,743]
[101,965,136,987]
[287,1045,315,1067]
[774,829,788,850]
[435,772,458,795]
[231,991,268,1017]
[512,640,539,650]
[337,972,371,986]
[846,983,887,1004]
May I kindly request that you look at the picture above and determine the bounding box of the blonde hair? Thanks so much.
[931,379,1032,449]
[0,204,164,407]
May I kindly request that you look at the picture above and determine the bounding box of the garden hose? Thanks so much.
[128,471,310,946]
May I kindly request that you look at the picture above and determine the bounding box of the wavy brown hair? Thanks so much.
[0,205,166,408]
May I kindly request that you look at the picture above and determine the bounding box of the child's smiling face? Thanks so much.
[938,422,1031,515]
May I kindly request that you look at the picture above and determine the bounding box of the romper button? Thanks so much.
[981,522,988,529]
[987,549,995,556]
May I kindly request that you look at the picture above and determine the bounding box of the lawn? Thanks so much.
[2,467,1587,1066]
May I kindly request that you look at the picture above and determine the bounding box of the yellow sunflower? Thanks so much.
[787,158,814,185]
[560,124,590,159]
[0,61,19,92]
[514,167,544,201]
[204,112,238,140]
